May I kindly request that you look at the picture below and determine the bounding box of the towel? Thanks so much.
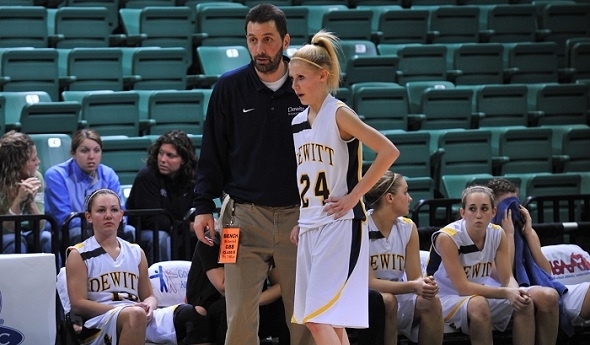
[493,196,573,337]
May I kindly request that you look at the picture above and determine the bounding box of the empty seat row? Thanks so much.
[0,45,250,101]
[352,81,589,132]
[361,127,590,202]
[327,39,589,87]
[2,2,588,47]
[0,89,210,138]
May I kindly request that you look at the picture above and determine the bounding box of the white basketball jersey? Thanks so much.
[429,219,503,296]
[292,94,365,231]
[368,211,415,282]
[72,236,143,306]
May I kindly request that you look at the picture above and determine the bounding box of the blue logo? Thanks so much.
[0,290,25,345]
[149,265,168,293]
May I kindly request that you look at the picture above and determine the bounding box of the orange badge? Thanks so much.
[218,227,240,263]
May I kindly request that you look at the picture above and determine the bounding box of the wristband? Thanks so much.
[8,206,22,215]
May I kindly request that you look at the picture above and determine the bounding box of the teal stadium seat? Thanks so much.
[136,89,206,136]
[121,47,191,90]
[30,133,72,175]
[65,0,120,32]
[306,5,373,41]
[19,100,82,136]
[100,135,152,185]
[119,6,197,68]
[380,130,437,213]
[351,82,423,131]
[47,7,117,48]
[406,80,454,115]
[504,42,561,84]
[539,3,590,68]
[566,38,590,81]
[495,127,557,176]
[58,48,124,92]
[62,90,146,137]
[528,83,589,127]
[447,43,505,85]
[560,127,590,174]
[415,85,481,130]
[195,45,251,88]
[0,47,60,101]
[379,44,449,85]
[368,6,431,45]
[1,91,53,132]
[194,3,250,47]
[121,0,175,8]
[0,6,48,48]
[429,5,481,44]
[521,172,583,223]
[475,84,531,128]
[339,40,399,86]
[482,4,545,44]
[435,129,495,198]
[279,6,309,46]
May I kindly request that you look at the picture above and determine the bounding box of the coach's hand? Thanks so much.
[193,213,216,246]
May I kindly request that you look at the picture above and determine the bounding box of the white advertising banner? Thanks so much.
[0,253,56,345]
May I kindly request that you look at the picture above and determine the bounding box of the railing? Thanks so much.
[0,213,60,269]
[523,194,590,223]
[411,198,462,228]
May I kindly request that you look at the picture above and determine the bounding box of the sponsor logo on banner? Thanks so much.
[0,290,24,345]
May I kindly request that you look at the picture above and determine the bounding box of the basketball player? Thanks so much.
[289,30,399,345]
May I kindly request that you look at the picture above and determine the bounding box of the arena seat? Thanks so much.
[194,45,251,87]
[121,47,191,90]
[380,44,449,85]
[136,89,206,135]
[47,7,116,48]
[369,6,432,45]
[352,82,407,130]
[0,47,60,101]
[100,135,152,185]
[429,5,482,44]
[62,90,145,137]
[30,133,72,175]
[482,4,544,43]
[0,5,48,48]
[194,3,250,47]
[65,0,120,32]
[119,6,197,68]
[539,3,590,68]
[58,47,124,92]
[280,6,309,46]
[447,42,505,85]
[339,40,399,86]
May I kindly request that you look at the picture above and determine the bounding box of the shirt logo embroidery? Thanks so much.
[242,108,255,113]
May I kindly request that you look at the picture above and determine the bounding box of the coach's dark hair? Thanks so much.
[245,3,288,39]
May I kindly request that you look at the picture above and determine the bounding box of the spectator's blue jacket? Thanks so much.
[44,158,126,229]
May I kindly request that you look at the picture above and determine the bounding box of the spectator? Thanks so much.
[427,185,540,345]
[0,130,51,254]
[65,188,213,345]
[185,221,290,345]
[45,128,134,247]
[126,130,198,263]
[288,30,399,345]
[191,4,314,345]
[487,177,589,339]
[365,171,443,345]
